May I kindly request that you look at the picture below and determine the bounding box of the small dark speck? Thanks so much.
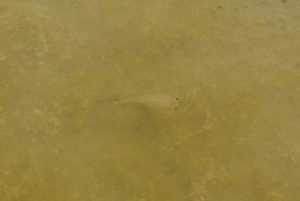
[282,0,286,3]
[175,97,179,101]
[217,5,222,9]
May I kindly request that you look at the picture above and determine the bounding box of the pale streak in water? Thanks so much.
[104,94,179,110]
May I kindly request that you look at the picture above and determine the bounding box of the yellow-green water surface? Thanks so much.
[0,0,300,200]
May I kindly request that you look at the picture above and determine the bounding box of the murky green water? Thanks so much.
[0,0,299,200]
